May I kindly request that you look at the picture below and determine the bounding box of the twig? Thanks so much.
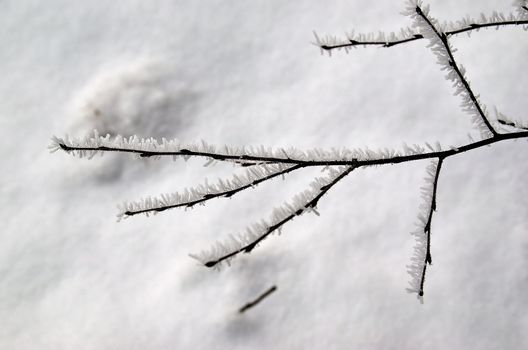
[53,131,528,167]
[239,285,277,313]
[414,5,498,137]
[319,34,423,50]
[119,164,302,218]
[200,165,356,268]
[498,119,528,131]
[419,158,443,297]
[318,19,528,51]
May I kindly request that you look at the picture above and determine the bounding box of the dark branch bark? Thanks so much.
[204,165,357,268]
[498,119,528,131]
[419,157,444,297]
[319,34,423,50]
[239,285,277,313]
[123,164,302,217]
[319,19,528,51]
[447,19,528,35]
[415,6,498,137]
[56,131,528,167]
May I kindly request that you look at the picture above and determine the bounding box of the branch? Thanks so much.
[447,18,528,36]
[50,1,528,304]
[239,285,277,313]
[118,163,302,219]
[49,131,363,166]
[49,132,291,166]
[189,165,356,268]
[313,29,424,51]
[407,158,444,302]
[51,130,528,167]
[52,129,528,273]
[409,3,498,137]
[315,11,528,52]
[498,118,528,131]
[424,158,443,265]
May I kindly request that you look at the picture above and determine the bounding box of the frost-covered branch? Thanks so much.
[407,158,443,301]
[239,285,277,313]
[313,29,423,51]
[51,0,528,305]
[51,128,528,275]
[189,165,356,268]
[314,2,528,52]
[49,131,362,166]
[408,1,498,137]
[117,163,302,219]
[51,130,528,167]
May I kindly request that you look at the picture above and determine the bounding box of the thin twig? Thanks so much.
[415,6,498,136]
[55,131,528,167]
[122,164,302,217]
[319,19,528,51]
[203,165,357,268]
[498,119,528,131]
[239,285,277,313]
[419,157,444,297]
[447,19,528,35]
[319,34,423,50]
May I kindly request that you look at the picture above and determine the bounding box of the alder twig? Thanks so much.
[424,157,443,266]
[413,5,498,137]
[407,158,444,300]
[316,18,528,51]
[118,164,303,218]
[52,131,528,168]
[192,165,357,268]
[317,34,423,50]
[238,285,277,313]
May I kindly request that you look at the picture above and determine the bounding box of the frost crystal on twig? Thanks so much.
[313,28,421,54]
[314,0,528,53]
[117,163,301,220]
[51,129,444,166]
[189,165,355,268]
[50,130,361,164]
[407,158,443,302]
[405,0,497,138]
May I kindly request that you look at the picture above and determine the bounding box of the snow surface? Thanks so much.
[1,0,527,349]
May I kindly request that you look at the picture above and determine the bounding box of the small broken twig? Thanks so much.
[239,285,278,313]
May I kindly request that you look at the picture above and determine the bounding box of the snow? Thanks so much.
[1,0,527,349]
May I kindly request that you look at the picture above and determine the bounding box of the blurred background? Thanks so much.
[1,1,527,348]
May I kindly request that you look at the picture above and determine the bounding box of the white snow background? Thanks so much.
[1,0,527,349]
